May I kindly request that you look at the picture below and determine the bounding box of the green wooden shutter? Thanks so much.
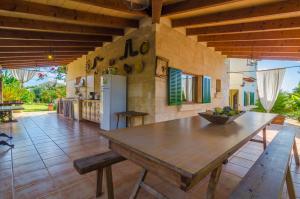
[202,76,211,103]
[168,67,182,105]
[244,91,247,106]
[250,92,255,105]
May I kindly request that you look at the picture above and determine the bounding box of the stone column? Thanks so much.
[0,69,3,103]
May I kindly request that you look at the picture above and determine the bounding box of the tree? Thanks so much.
[1,70,37,103]
[252,91,291,114]
[293,82,300,93]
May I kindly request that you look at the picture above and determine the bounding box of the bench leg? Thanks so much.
[0,140,14,148]
[293,140,300,166]
[96,169,103,197]
[286,166,296,199]
[207,165,222,199]
[263,127,267,150]
[105,166,114,199]
[0,133,12,139]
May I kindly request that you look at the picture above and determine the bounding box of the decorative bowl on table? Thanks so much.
[198,106,245,124]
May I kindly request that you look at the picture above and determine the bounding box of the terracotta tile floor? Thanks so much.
[0,112,300,199]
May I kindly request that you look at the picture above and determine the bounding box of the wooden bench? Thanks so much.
[73,151,126,199]
[230,126,300,199]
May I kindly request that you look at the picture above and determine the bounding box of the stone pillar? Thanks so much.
[0,69,3,103]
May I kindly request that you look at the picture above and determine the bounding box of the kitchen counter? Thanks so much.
[81,100,100,123]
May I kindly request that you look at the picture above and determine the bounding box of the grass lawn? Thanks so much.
[23,103,50,112]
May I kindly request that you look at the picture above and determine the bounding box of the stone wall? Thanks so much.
[66,55,87,98]
[154,24,229,122]
[66,25,156,124]
[66,22,230,125]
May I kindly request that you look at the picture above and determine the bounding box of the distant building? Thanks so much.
[228,58,258,110]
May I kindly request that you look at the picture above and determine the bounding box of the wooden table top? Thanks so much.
[0,106,24,111]
[115,111,148,117]
[0,101,23,106]
[102,112,277,189]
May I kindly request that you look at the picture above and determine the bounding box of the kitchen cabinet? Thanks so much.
[81,100,100,123]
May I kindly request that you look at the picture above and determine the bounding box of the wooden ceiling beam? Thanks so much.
[187,17,300,36]
[207,39,300,47]
[0,47,94,53]
[226,55,300,61]
[214,47,300,53]
[198,29,300,42]
[172,0,300,28]
[222,52,300,57]
[0,0,138,28]
[0,16,124,36]
[0,60,73,65]
[0,61,73,68]
[162,0,240,16]
[69,0,146,16]
[0,52,86,58]
[0,56,80,62]
[152,0,163,24]
[0,39,102,47]
[0,28,112,42]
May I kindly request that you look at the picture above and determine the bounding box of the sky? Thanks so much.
[24,68,65,87]
[257,60,300,92]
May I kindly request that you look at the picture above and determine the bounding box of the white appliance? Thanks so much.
[100,75,127,131]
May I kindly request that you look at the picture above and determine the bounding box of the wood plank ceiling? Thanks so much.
[1,0,300,68]
[162,0,300,61]
[0,0,147,68]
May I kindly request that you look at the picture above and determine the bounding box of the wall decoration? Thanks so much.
[92,56,104,69]
[135,60,145,73]
[108,67,118,75]
[140,40,150,55]
[124,64,133,74]
[120,39,139,60]
[87,56,104,73]
[86,59,92,72]
[109,58,116,66]
[155,56,169,78]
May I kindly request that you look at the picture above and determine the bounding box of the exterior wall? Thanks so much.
[66,55,87,98]
[66,21,231,125]
[154,23,229,122]
[66,25,156,124]
[229,58,257,110]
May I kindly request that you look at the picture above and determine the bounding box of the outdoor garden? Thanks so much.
[253,82,300,122]
[1,67,66,112]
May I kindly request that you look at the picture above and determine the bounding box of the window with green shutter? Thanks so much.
[202,76,211,103]
[168,67,182,105]
[244,91,248,106]
[250,92,255,105]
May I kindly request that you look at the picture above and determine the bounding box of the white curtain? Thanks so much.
[256,69,285,112]
[10,69,36,86]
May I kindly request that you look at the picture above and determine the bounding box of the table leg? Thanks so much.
[207,165,222,199]
[8,111,12,122]
[286,166,296,199]
[129,169,168,199]
[129,169,147,199]
[293,139,300,166]
[263,127,267,150]
[116,115,120,129]
[141,116,145,126]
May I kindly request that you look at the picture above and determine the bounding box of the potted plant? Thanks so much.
[271,114,286,125]
[48,102,54,111]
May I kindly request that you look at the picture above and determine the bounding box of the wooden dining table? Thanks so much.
[0,106,24,122]
[101,112,277,199]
